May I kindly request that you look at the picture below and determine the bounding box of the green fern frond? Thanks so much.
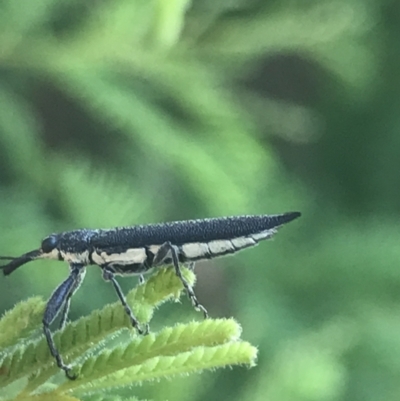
[73,318,243,380]
[1,268,194,389]
[0,297,45,349]
[70,341,257,397]
[0,267,257,401]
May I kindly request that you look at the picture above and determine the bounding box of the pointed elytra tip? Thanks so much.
[287,211,301,219]
[278,211,301,225]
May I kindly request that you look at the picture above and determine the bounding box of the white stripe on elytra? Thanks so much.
[230,236,257,249]
[91,248,147,265]
[250,228,277,241]
[51,229,276,267]
[208,240,235,255]
[148,245,161,255]
[182,236,260,260]
[181,243,211,259]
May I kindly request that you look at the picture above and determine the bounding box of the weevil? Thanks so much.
[0,212,300,379]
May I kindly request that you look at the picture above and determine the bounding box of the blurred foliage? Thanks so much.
[0,0,400,400]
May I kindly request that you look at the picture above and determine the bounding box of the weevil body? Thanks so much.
[0,212,300,379]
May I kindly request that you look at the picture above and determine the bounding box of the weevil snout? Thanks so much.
[0,250,42,275]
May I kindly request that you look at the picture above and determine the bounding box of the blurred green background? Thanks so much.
[1,0,400,400]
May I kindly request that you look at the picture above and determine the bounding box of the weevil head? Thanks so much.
[52,230,93,265]
[41,234,60,255]
[0,233,62,276]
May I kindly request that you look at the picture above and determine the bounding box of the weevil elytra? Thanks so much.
[0,212,300,379]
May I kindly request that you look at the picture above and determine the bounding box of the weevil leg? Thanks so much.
[138,274,145,285]
[43,264,85,380]
[188,262,196,271]
[59,269,87,330]
[102,268,148,335]
[154,242,208,318]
